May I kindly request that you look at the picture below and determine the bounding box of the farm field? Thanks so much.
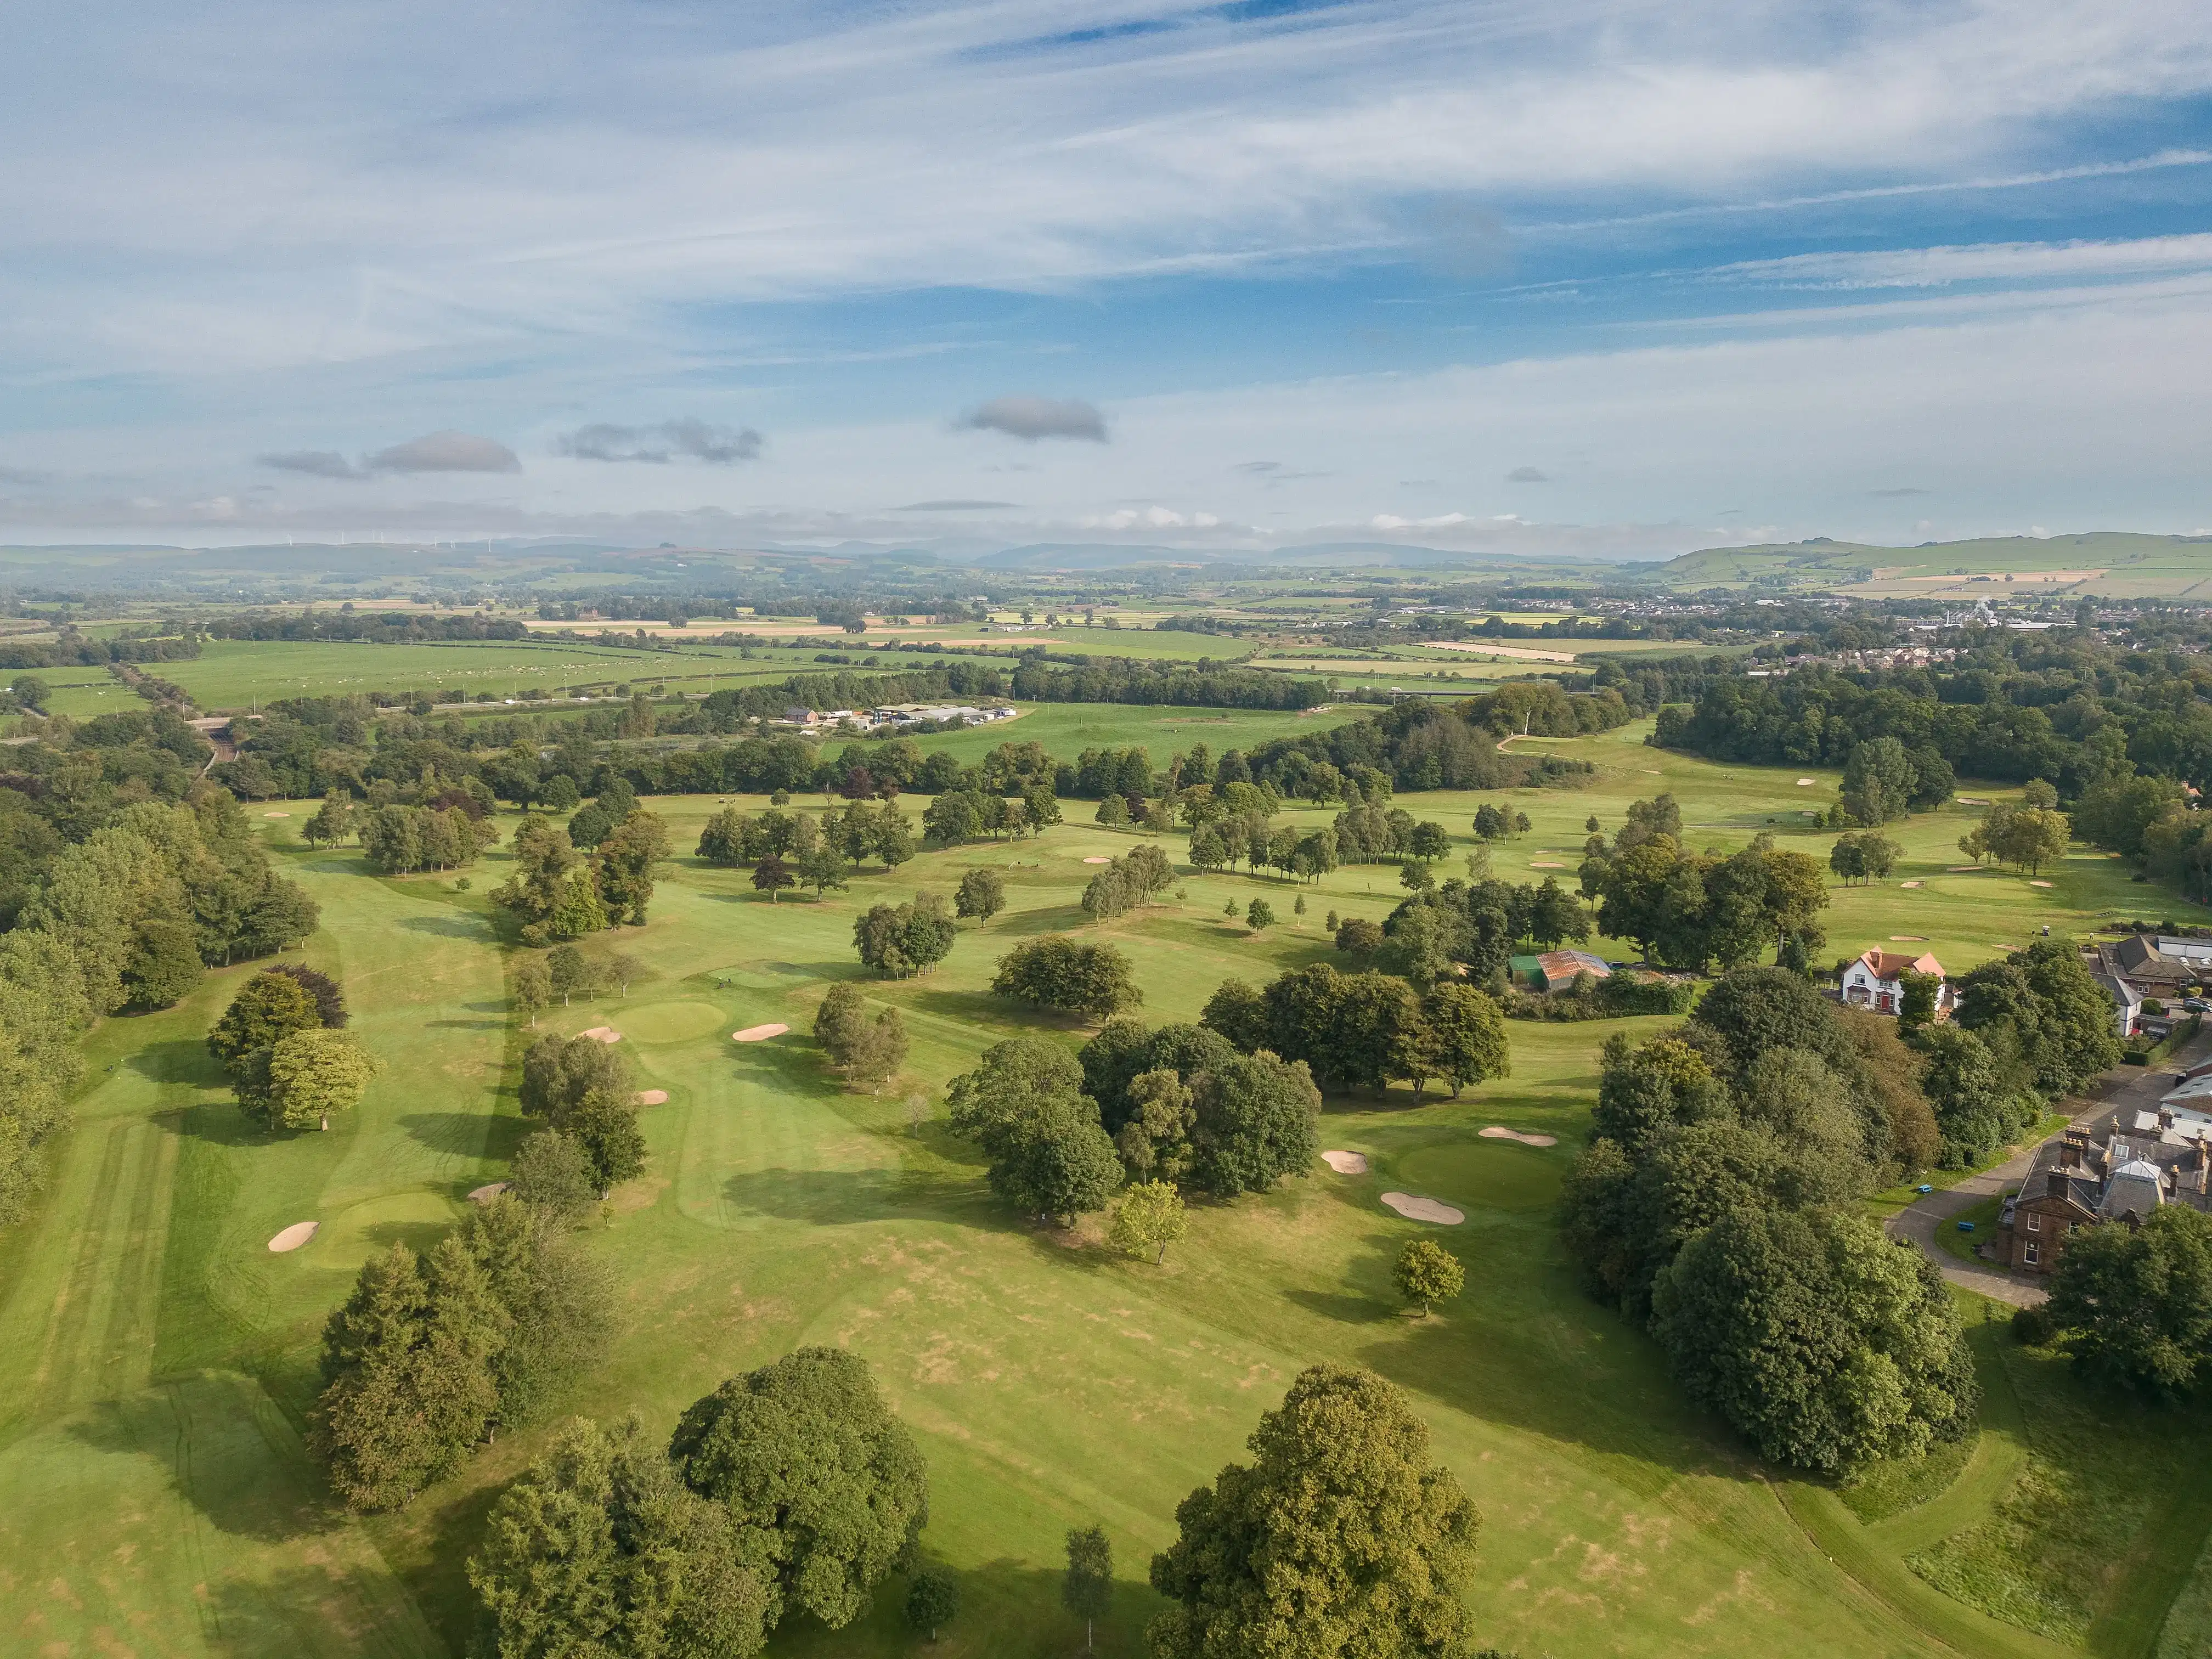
[6,719,2212,1657]
[157,639,709,709]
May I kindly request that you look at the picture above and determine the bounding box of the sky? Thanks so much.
[7,0,2212,559]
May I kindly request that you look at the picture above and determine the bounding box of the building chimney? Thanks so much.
[2060,1139,2081,1170]
[2046,1169,2070,1200]
[2161,1108,2176,1132]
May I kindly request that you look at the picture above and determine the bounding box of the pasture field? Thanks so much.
[160,639,705,709]
[18,670,133,719]
[6,721,2212,1657]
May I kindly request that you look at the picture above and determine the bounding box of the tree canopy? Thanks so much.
[668,1347,929,1630]
[1149,1364,1479,1659]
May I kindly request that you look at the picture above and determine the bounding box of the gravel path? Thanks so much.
[1886,1028,2212,1307]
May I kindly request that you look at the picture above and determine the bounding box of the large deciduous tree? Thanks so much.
[1650,1206,1977,1474]
[469,1415,772,1659]
[668,1347,929,1631]
[2046,1205,2212,1397]
[1149,1364,1479,1659]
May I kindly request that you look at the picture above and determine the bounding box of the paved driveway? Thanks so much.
[1884,1028,2212,1308]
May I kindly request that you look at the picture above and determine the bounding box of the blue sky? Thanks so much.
[6,0,2212,556]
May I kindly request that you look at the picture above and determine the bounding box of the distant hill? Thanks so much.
[1651,531,2212,599]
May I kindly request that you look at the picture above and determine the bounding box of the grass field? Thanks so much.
[7,718,2212,1656]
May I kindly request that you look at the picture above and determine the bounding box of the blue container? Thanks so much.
[1917,1184,1934,1194]
[1957,1221,1976,1232]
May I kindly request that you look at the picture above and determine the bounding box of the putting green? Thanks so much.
[315,1190,459,1270]
[617,999,729,1042]
[1392,1138,1564,1214]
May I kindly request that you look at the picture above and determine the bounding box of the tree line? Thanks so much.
[0,727,320,1224]
[1561,968,1975,1472]
[465,1342,1495,1658]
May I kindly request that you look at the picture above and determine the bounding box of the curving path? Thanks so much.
[1885,1027,2212,1306]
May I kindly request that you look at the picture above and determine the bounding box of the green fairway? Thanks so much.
[8,715,2212,1656]
[898,701,1345,765]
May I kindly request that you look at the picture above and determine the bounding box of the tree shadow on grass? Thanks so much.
[990,904,1096,937]
[63,1372,331,1548]
[1351,1261,1751,1477]
[125,1035,228,1090]
[399,1110,526,1168]
[716,1165,1000,1230]
[771,1556,1170,1659]
[394,913,489,939]
[424,1016,505,1030]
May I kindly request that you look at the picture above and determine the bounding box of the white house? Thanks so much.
[1841,948,1955,1018]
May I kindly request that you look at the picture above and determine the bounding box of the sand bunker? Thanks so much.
[1891,935,1928,942]
[467,1182,510,1204]
[2029,879,2053,888]
[1082,856,1111,865]
[1479,1126,1558,1147]
[263,811,291,817]
[579,1026,622,1043]
[1948,865,1983,872]
[1797,778,1816,786]
[1900,881,1923,888]
[1321,1149,1369,1175]
[267,1221,319,1252]
[1641,769,1662,775]
[732,1023,789,1042]
[1958,797,1990,806]
[1529,860,1566,869]
[1381,1192,1464,1224]
[635,1090,668,1106]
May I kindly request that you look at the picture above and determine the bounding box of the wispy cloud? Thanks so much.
[1709,233,2212,291]
[1506,466,1550,482]
[957,396,1109,442]
[895,498,1020,510]
[555,419,763,464]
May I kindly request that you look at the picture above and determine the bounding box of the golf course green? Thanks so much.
[5,716,2212,1657]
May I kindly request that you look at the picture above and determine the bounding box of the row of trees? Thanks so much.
[1561,968,1979,1472]
[941,1019,1323,1229]
[1959,792,2072,875]
[493,808,669,943]
[313,1186,616,1511]
[1082,844,1175,920]
[356,800,501,874]
[1918,939,2122,1164]
[469,1349,1488,1659]
[468,1347,926,1656]
[815,984,911,1088]
[990,938,1143,1022]
[518,1033,649,1191]
[1584,822,1829,974]
[1200,964,1510,1099]
[697,800,919,873]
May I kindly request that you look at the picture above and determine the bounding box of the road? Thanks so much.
[1886,1026,2212,1307]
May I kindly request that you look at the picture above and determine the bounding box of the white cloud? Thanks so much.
[9,0,2212,380]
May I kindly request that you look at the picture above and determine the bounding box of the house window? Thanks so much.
[2024,1244,2041,1265]
[2025,1212,2041,1232]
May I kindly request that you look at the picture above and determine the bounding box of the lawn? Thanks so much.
[6,720,2212,1656]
